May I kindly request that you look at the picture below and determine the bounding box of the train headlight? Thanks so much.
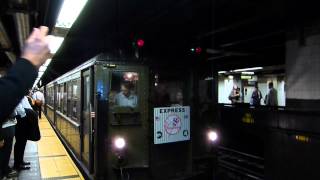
[114,137,126,150]
[207,130,218,142]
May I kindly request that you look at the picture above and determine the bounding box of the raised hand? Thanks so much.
[21,26,50,68]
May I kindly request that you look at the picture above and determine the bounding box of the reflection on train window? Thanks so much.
[153,81,184,107]
[58,84,64,112]
[67,82,72,117]
[109,72,139,109]
[71,78,81,120]
[47,86,54,107]
[83,76,90,112]
[63,83,67,114]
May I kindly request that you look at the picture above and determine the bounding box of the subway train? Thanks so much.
[43,53,218,180]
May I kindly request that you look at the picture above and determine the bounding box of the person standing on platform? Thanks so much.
[250,82,262,106]
[265,82,278,106]
[14,96,33,171]
[228,84,241,104]
[32,88,44,119]
[0,106,23,179]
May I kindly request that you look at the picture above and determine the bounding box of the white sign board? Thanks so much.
[154,106,190,144]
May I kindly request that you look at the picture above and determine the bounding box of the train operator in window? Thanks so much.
[114,82,138,108]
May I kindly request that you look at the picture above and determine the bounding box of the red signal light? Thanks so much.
[137,39,145,48]
[195,47,202,54]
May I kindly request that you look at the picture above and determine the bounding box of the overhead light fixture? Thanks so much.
[0,21,11,49]
[218,71,227,74]
[55,0,88,29]
[241,75,252,80]
[39,66,47,72]
[43,59,52,67]
[241,71,254,75]
[48,36,64,54]
[228,75,234,80]
[233,67,263,72]
[205,77,214,81]
[38,71,44,77]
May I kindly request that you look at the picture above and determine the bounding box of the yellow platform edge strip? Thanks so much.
[38,113,85,180]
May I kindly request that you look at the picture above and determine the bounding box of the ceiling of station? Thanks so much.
[0,0,62,67]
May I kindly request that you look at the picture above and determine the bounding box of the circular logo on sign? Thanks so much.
[164,114,182,135]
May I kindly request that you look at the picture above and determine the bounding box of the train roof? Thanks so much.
[46,53,144,86]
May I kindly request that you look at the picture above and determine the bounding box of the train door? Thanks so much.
[82,69,94,172]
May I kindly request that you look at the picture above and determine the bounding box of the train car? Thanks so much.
[44,53,217,180]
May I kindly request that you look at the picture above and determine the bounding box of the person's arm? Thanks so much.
[40,92,45,103]
[16,101,27,118]
[0,59,37,121]
[23,96,33,109]
[0,26,49,122]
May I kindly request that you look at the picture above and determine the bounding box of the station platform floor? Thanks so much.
[9,113,84,180]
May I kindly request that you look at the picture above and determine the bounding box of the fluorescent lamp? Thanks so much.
[233,67,263,72]
[218,71,227,74]
[241,71,254,75]
[43,59,52,67]
[241,75,252,80]
[38,72,44,77]
[205,77,214,81]
[55,0,88,28]
[39,66,47,72]
[48,36,64,54]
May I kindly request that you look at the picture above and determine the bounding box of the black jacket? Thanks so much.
[0,58,37,139]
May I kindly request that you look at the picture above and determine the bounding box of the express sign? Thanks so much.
[154,106,190,144]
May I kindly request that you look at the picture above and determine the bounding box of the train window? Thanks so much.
[58,84,64,112]
[153,81,184,107]
[50,87,54,106]
[67,82,72,117]
[83,76,90,111]
[56,86,60,110]
[47,86,54,107]
[71,78,81,121]
[109,72,139,109]
[63,83,67,114]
